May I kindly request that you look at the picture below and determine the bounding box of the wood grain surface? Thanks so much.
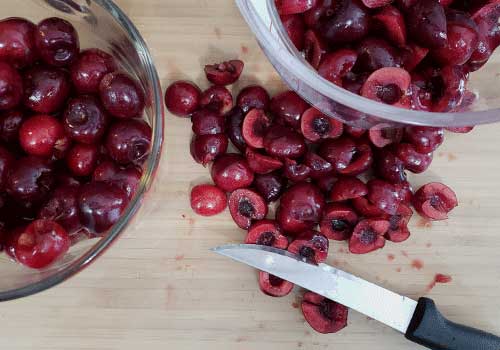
[0,1,499,349]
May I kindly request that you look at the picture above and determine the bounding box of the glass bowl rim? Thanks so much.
[237,0,500,127]
[0,0,164,302]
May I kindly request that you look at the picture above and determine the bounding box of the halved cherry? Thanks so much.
[263,124,306,159]
[317,49,358,86]
[237,85,270,113]
[431,17,478,66]
[303,152,333,178]
[270,90,309,128]
[314,173,337,192]
[200,85,233,115]
[228,188,267,229]
[301,292,348,334]
[242,109,271,148]
[349,219,389,254]
[352,196,386,217]
[401,43,429,71]
[373,5,407,46]
[288,230,329,263]
[320,203,358,241]
[384,204,413,243]
[283,158,311,182]
[245,147,283,174]
[344,124,366,138]
[204,60,244,86]
[276,0,318,15]
[405,126,444,154]
[394,181,413,205]
[366,179,400,215]
[226,107,247,152]
[468,2,500,71]
[368,123,403,148]
[395,143,433,173]
[300,108,343,142]
[412,182,458,220]
[362,0,393,8]
[361,67,411,108]
[375,148,407,184]
[281,14,306,50]
[319,137,373,176]
[245,219,288,249]
[259,272,294,297]
[330,177,367,202]
[304,30,327,69]
[253,172,287,203]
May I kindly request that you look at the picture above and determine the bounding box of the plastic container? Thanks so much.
[236,0,500,128]
[0,0,163,301]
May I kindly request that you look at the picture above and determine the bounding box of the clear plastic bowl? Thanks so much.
[0,0,163,301]
[236,0,500,128]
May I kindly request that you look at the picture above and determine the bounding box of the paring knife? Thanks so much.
[212,244,500,350]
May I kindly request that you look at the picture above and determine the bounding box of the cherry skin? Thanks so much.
[93,161,142,199]
[66,143,98,177]
[19,115,67,157]
[0,62,23,110]
[105,119,152,166]
[63,95,109,144]
[38,184,83,234]
[99,72,145,119]
[165,80,201,117]
[0,18,37,68]
[35,17,80,67]
[70,48,117,94]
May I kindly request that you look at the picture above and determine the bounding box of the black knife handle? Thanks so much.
[405,298,500,350]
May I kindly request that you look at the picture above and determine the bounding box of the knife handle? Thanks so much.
[405,297,500,350]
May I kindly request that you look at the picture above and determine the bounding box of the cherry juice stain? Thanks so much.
[401,250,409,258]
[291,301,299,309]
[416,217,432,228]
[411,259,424,270]
[387,253,395,262]
[175,254,185,261]
[241,45,249,54]
[427,273,453,292]
[396,267,402,273]
[214,27,221,39]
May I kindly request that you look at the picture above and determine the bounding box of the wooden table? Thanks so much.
[1,1,500,349]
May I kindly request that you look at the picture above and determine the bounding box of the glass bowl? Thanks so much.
[0,0,164,301]
[236,0,500,128]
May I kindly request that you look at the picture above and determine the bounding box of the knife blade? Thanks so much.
[212,244,500,350]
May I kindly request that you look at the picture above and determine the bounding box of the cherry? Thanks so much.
[38,184,82,234]
[190,184,227,216]
[366,179,400,215]
[395,143,433,173]
[303,152,333,178]
[412,182,458,220]
[78,182,129,234]
[352,196,386,217]
[228,188,267,229]
[190,134,228,166]
[314,173,337,192]
[165,80,201,117]
[270,91,309,128]
[263,125,306,159]
[468,3,500,71]
[236,85,270,113]
[92,161,142,199]
[356,38,401,72]
[6,156,54,204]
[349,219,388,254]
[70,48,117,94]
[63,95,109,144]
[191,108,226,135]
[245,148,283,174]
[259,272,294,297]
[66,143,98,177]
[368,124,403,148]
[361,67,411,108]
[301,292,348,334]
[384,204,413,243]
[19,115,68,157]
[242,109,271,148]
[373,5,407,46]
[304,0,335,29]
[320,203,358,240]
[99,72,145,119]
[330,176,367,202]
[300,108,343,141]
[35,17,80,67]
[401,43,429,71]
[317,0,370,45]
[283,158,311,182]
[6,219,70,269]
[276,0,318,15]
[245,219,288,249]
[317,49,358,86]
[362,0,392,8]
[0,109,24,143]
[281,14,306,51]
[23,66,70,114]
[277,182,325,234]
[394,180,413,205]
[319,137,373,175]
[0,146,14,190]
[405,126,444,154]
[288,230,329,263]
[105,119,152,166]
[375,148,407,183]
[344,124,366,138]
[0,18,37,68]
[253,172,286,202]
[405,0,448,48]
[0,62,23,110]
[304,30,327,68]
[226,107,247,152]
[200,85,233,115]
[210,154,254,192]
[204,60,244,86]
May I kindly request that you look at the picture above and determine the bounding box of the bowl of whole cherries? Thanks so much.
[165,0,499,336]
[0,1,163,300]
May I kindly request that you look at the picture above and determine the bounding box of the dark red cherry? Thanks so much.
[35,17,80,67]
[0,18,37,68]
[105,119,152,166]
[99,72,145,119]
[63,95,109,144]
[23,66,70,114]
[70,48,117,94]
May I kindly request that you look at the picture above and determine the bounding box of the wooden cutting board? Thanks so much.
[0,1,499,349]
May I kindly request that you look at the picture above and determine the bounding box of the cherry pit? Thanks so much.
[0,16,152,270]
